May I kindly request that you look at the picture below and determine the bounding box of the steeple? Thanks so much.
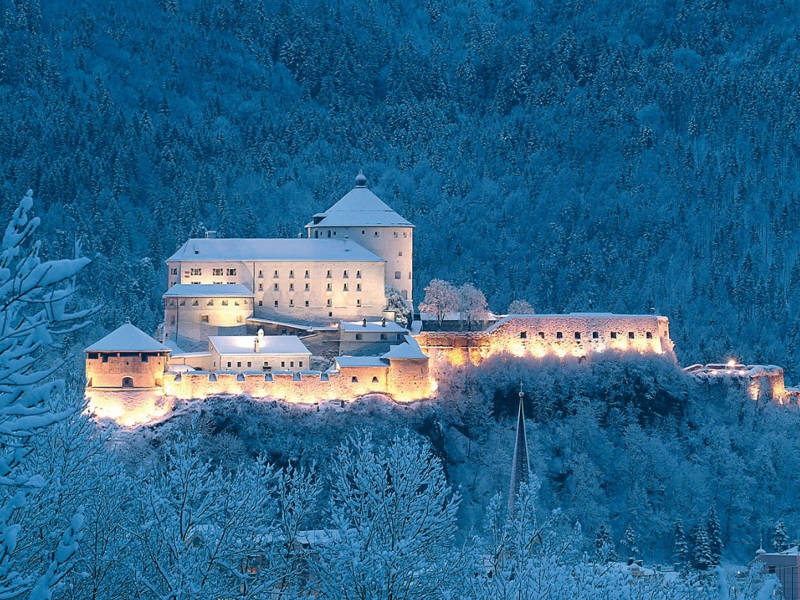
[508,380,530,515]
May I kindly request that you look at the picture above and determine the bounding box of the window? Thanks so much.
[289,283,294,291]
[102,355,108,363]
[538,331,545,338]
[299,361,303,368]
[592,331,599,339]
[258,270,263,278]
[326,299,332,307]
[88,352,98,360]
[326,283,332,291]
[258,300,263,306]
[408,272,412,279]
[190,268,202,276]
[394,231,398,238]
[355,334,362,340]
[237,361,241,368]
[213,268,223,276]
[290,361,294,367]
[343,270,348,278]
[356,283,361,291]
[326,270,331,278]
[227,361,231,368]
[289,270,294,278]
[343,283,348,291]
[274,270,279,278]
[628,332,635,339]
[273,283,279,291]
[372,376,379,383]
[236,315,243,323]
[305,300,309,307]
[403,232,407,237]
[398,251,403,256]
[327,231,331,238]
[556,332,563,339]
[374,231,379,237]
[201,315,209,322]
[222,300,228,306]
[192,300,199,306]
[356,270,361,279]
[213,281,222,285]
[170,267,178,275]
[520,332,527,339]
[274,300,279,307]
[258,283,263,291]
[281,361,285,367]
[304,283,309,291]
[289,299,294,307]
[207,299,213,306]
[380,333,387,340]
[227,268,236,276]
[356,298,361,307]
[394,271,401,279]
[361,229,365,234]
[646,331,653,339]
[179,300,186,306]
[610,332,617,339]
[351,376,358,383]
[574,332,581,340]
[304,270,310,278]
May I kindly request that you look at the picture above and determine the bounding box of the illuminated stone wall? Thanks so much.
[86,351,169,388]
[415,314,674,372]
[164,296,253,350]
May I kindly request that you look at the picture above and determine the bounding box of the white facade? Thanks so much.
[305,172,414,305]
[208,331,311,373]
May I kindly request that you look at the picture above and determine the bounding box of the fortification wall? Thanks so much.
[86,353,168,388]
[415,314,674,373]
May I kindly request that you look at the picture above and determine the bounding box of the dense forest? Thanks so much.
[2,0,800,375]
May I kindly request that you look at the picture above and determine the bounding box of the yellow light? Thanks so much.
[727,359,737,368]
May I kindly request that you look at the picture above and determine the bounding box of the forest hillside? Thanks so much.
[2,0,800,374]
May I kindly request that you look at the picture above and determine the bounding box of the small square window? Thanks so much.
[281,361,285,367]
[574,332,581,340]
[305,300,309,307]
[592,331,599,339]
[201,315,209,323]
[628,332,635,339]
[258,300,263,306]
[226,268,236,276]
[170,267,178,275]
[520,331,527,339]
[538,331,545,339]
[556,332,563,339]
[227,361,231,368]
[394,271,401,279]
[290,361,294,367]
[352,376,358,383]
[646,331,653,339]
[355,333,362,340]
[610,332,617,339]
[247,361,251,367]
[299,361,303,368]
[237,361,242,368]
[274,300,279,307]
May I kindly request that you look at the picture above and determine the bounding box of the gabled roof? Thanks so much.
[163,284,254,298]
[166,238,384,263]
[208,335,311,356]
[85,323,170,353]
[382,335,428,360]
[305,174,413,229]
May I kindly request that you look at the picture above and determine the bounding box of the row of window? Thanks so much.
[223,359,303,369]
[258,298,362,308]
[353,333,393,341]
[173,267,368,279]
[519,330,655,340]
[394,271,412,279]
[258,282,363,292]
[168,299,249,306]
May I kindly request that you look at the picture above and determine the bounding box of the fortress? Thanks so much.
[84,172,794,425]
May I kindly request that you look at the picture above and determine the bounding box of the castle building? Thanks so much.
[305,170,414,305]
[85,321,171,389]
[163,172,411,349]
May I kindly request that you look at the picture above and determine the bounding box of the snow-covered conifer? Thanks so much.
[773,520,789,552]
[706,507,722,566]
[673,520,689,569]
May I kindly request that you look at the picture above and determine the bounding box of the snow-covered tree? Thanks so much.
[706,508,722,566]
[672,520,689,569]
[314,432,460,600]
[0,190,92,599]
[507,299,534,314]
[690,526,712,571]
[458,282,489,329]
[419,279,458,326]
[595,523,616,562]
[385,285,412,327]
[773,520,789,552]
[621,524,640,560]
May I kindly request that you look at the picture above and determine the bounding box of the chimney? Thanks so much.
[255,328,264,352]
[381,317,386,327]
[362,318,367,328]
[254,337,260,352]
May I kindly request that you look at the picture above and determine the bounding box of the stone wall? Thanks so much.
[415,314,674,374]
[86,352,168,388]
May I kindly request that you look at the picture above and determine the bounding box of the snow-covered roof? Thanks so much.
[340,320,408,333]
[166,238,385,263]
[383,335,429,360]
[486,312,667,333]
[305,175,413,229]
[163,283,254,298]
[85,323,170,353]
[208,335,311,356]
[335,356,390,368]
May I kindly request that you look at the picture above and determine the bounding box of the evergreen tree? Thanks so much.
[773,520,789,552]
[673,520,689,569]
[707,507,723,566]
[594,523,616,563]
[621,524,640,560]
[690,525,713,571]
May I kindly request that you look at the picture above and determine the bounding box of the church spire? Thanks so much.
[508,379,530,515]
